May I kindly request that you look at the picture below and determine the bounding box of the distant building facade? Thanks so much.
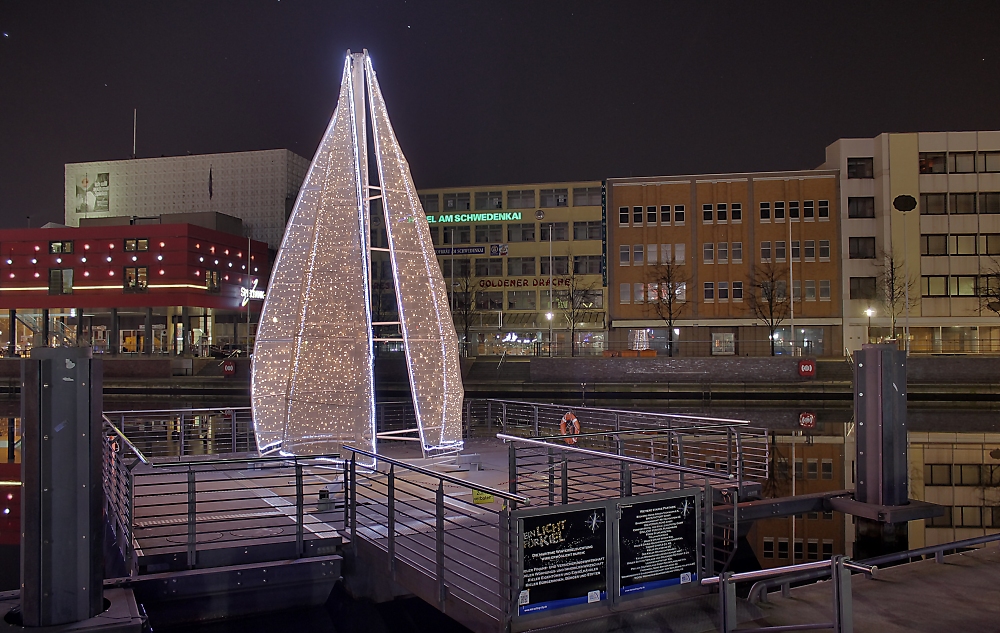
[64,149,309,249]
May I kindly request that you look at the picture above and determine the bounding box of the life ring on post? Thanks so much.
[560,412,580,445]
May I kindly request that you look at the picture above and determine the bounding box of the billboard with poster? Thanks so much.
[75,173,109,214]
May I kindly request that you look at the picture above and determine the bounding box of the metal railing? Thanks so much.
[703,557,876,633]
[104,407,256,459]
[343,446,526,632]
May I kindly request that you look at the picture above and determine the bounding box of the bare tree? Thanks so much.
[450,264,479,356]
[646,257,690,356]
[563,256,601,357]
[981,257,1000,318]
[875,247,917,338]
[746,262,790,356]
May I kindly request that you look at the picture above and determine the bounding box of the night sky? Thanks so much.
[2,1,999,228]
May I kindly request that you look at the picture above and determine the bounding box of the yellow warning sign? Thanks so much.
[472,489,495,505]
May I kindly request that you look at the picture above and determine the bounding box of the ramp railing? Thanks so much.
[342,446,527,633]
[104,407,256,459]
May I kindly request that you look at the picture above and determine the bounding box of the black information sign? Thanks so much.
[518,507,607,615]
[618,494,699,596]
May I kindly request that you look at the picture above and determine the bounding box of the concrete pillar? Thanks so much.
[144,307,153,355]
[20,347,103,625]
[76,308,84,346]
[41,309,49,348]
[110,308,118,356]
[181,306,189,355]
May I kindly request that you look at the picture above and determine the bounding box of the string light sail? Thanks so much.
[251,50,464,460]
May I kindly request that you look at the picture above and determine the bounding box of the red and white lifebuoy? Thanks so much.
[560,412,581,445]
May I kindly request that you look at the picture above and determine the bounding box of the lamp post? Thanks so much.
[893,195,917,355]
[865,307,875,344]
[546,312,553,357]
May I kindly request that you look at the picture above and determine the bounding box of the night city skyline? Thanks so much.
[2,1,1000,228]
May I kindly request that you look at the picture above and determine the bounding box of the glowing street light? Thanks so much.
[865,307,875,343]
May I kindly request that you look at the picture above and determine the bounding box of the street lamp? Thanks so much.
[546,311,553,357]
[865,307,875,343]
[893,195,917,355]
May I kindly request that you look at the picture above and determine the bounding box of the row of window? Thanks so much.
[619,244,686,266]
[457,289,604,311]
[438,256,603,278]
[620,280,834,304]
[848,275,1000,299]
[920,192,1000,215]
[429,221,602,245]
[419,187,602,213]
[920,234,1000,256]
[759,200,830,222]
[45,239,151,255]
[927,506,1000,529]
[620,282,689,304]
[919,151,1000,175]
[925,463,1000,487]
[616,201,832,227]
[617,240,833,266]
[44,266,225,295]
[778,458,836,480]
[761,240,832,262]
[762,537,835,560]
[618,205,686,227]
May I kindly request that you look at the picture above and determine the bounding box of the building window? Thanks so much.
[428,226,440,245]
[48,269,73,295]
[789,201,800,220]
[950,234,977,255]
[476,291,503,310]
[703,204,714,223]
[419,194,439,213]
[634,283,645,304]
[717,203,728,222]
[847,157,874,178]
[578,289,604,308]
[703,243,714,263]
[659,205,671,225]
[921,275,948,297]
[540,222,569,241]
[508,190,537,209]
[807,539,819,560]
[950,276,978,296]
[920,193,947,215]
[984,234,1000,255]
[124,239,149,252]
[760,241,771,262]
[540,256,569,276]
[804,240,815,261]
[507,224,535,242]
[718,282,729,301]
[646,244,658,265]
[775,241,786,261]
[819,200,830,220]
[48,241,73,254]
[508,290,536,310]
[850,276,877,299]
[819,240,830,260]
[539,188,569,207]
[919,152,947,174]
[806,458,818,479]
[474,191,503,210]
[660,244,671,263]
[619,206,629,225]
[958,506,982,528]
[820,280,831,301]
[475,258,503,277]
[822,540,834,560]
[794,539,803,560]
[507,257,535,276]
[475,224,503,243]
[731,242,742,262]
[731,203,742,222]
[572,187,601,206]
[763,538,774,559]
[849,237,876,259]
[647,206,657,224]
[980,152,1000,173]
[674,244,685,264]
[778,538,789,559]
[674,205,685,225]
[620,283,630,304]
[950,193,977,214]
[821,459,833,480]
[633,244,644,265]
[774,201,786,221]
[804,200,815,220]
[443,192,470,211]
[704,282,714,301]
[760,202,771,221]
[573,256,602,275]
[732,281,743,301]
[573,221,602,240]
[619,245,631,266]
[949,152,977,174]
[981,193,1000,215]
[791,240,800,261]
[718,242,728,263]
[206,270,220,293]
[848,197,876,218]
[443,226,471,244]
[441,258,470,278]
[792,280,801,300]
[633,206,643,225]
[124,266,148,293]
[929,507,952,527]
[805,280,816,301]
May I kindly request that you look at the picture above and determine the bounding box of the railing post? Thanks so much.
[508,441,517,495]
[499,504,513,624]
[436,480,446,609]
[387,464,395,573]
[705,478,714,574]
[561,454,569,505]
[719,571,737,633]
[532,405,539,437]
[501,403,508,434]
[487,401,493,433]
[547,447,555,506]
[735,430,744,496]
[179,413,186,457]
[832,556,854,633]
[350,453,357,542]
[186,469,197,569]
[231,411,238,453]
[126,464,136,575]
[295,461,304,558]
[342,456,350,532]
[678,434,686,489]
[726,428,733,478]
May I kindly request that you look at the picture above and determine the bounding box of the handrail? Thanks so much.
[483,397,753,427]
[497,433,734,481]
[144,453,342,468]
[105,406,251,415]
[343,445,529,505]
[102,415,150,465]
[745,533,1000,604]
[527,427,741,442]
[702,559,834,586]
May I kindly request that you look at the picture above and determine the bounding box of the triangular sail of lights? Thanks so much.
[251,50,464,460]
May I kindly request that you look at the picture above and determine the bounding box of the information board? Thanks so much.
[618,494,699,596]
[517,506,607,615]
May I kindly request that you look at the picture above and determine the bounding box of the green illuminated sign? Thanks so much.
[426,212,522,224]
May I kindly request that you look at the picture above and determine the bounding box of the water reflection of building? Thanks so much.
[414,183,607,356]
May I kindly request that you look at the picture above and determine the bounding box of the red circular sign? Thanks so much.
[799,412,817,429]
[798,359,816,377]
[222,361,236,376]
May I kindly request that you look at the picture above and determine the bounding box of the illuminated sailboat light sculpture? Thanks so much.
[251,50,464,462]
